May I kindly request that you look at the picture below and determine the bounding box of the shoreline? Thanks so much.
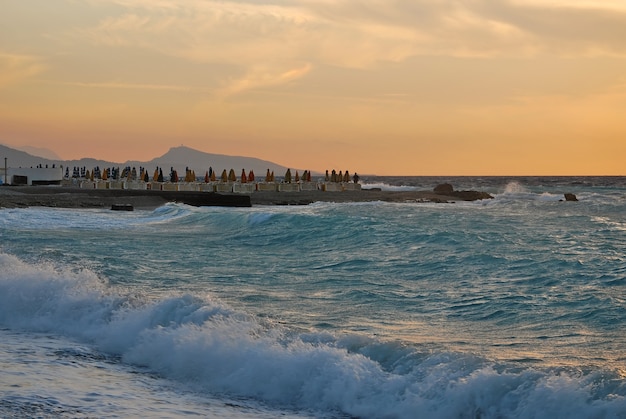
[0,185,487,210]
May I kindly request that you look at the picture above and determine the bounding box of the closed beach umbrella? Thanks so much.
[241,169,247,183]
[265,169,271,182]
[204,171,210,183]
[284,168,292,183]
[220,169,228,182]
[228,169,237,182]
[153,168,159,182]
[102,168,108,181]
[295,171,300,182]
[248,170,255,182]
[210,170,216,181]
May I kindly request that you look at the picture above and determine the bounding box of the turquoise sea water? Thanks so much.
[1,177,625,418]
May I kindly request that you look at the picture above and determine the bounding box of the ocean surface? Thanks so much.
[1,176,625,418]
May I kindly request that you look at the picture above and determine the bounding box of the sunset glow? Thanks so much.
[1,0,625,175]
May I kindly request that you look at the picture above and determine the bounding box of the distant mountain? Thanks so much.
[0,144,59,168]
[0,144,296,178]
[12,145,61,160]
[126,146,292,177]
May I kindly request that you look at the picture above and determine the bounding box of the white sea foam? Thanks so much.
[360,182,418,192]
[1,252,625,418]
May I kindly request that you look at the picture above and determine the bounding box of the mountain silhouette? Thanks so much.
[0,144,297,176]
[127,146,292,176]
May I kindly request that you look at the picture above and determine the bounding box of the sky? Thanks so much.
[1,0,625,175]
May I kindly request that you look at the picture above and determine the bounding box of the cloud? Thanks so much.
[478,0,626,56]
[74,0,626,74]
[0,52,45,88]
[216,63,312,98]
[46,80,201,92]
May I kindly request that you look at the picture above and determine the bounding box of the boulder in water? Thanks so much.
[564,193,578,201]
[433,183,493,201]
[434,183,454,195]
[452,190,494,201]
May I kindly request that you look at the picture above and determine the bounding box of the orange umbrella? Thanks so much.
[248,170,255,182]
[204,171,210,183]
[241,169,247,183]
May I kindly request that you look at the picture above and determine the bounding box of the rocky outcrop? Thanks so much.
[564,193,578,201]
[451,190,494,201]
[434,183,493,201]
[433,183,454,195]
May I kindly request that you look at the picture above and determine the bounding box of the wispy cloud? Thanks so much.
[74,0,626,75]
[43,80,202,92]
[216,63,312,98]
[0,52,45,88]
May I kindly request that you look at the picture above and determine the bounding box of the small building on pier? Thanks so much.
[0,166,64,186]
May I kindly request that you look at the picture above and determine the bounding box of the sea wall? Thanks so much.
[74,180,361,193]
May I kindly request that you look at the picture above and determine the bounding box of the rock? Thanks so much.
[434,183,454,194]
[433,183,492,201]
[452,190,494,201]
[111,204,134,211]
[564,193,578,201]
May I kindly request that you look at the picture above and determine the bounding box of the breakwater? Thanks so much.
[71,179,362,193]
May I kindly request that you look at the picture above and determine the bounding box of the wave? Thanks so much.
[488,181,563,203]
[1,253,625,418]
[0,202,196,232]
[360,182,418,192]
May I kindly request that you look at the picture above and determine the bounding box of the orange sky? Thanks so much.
[1,0,625,175]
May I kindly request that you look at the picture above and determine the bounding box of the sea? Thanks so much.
[1,176,625,419]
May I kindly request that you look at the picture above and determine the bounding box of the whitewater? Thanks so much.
[1,176,625,418]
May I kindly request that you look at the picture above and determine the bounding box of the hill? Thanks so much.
[126,146,292,177]
[12,145,61,160]
[0,144,58,168]
[0,144,295,177]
